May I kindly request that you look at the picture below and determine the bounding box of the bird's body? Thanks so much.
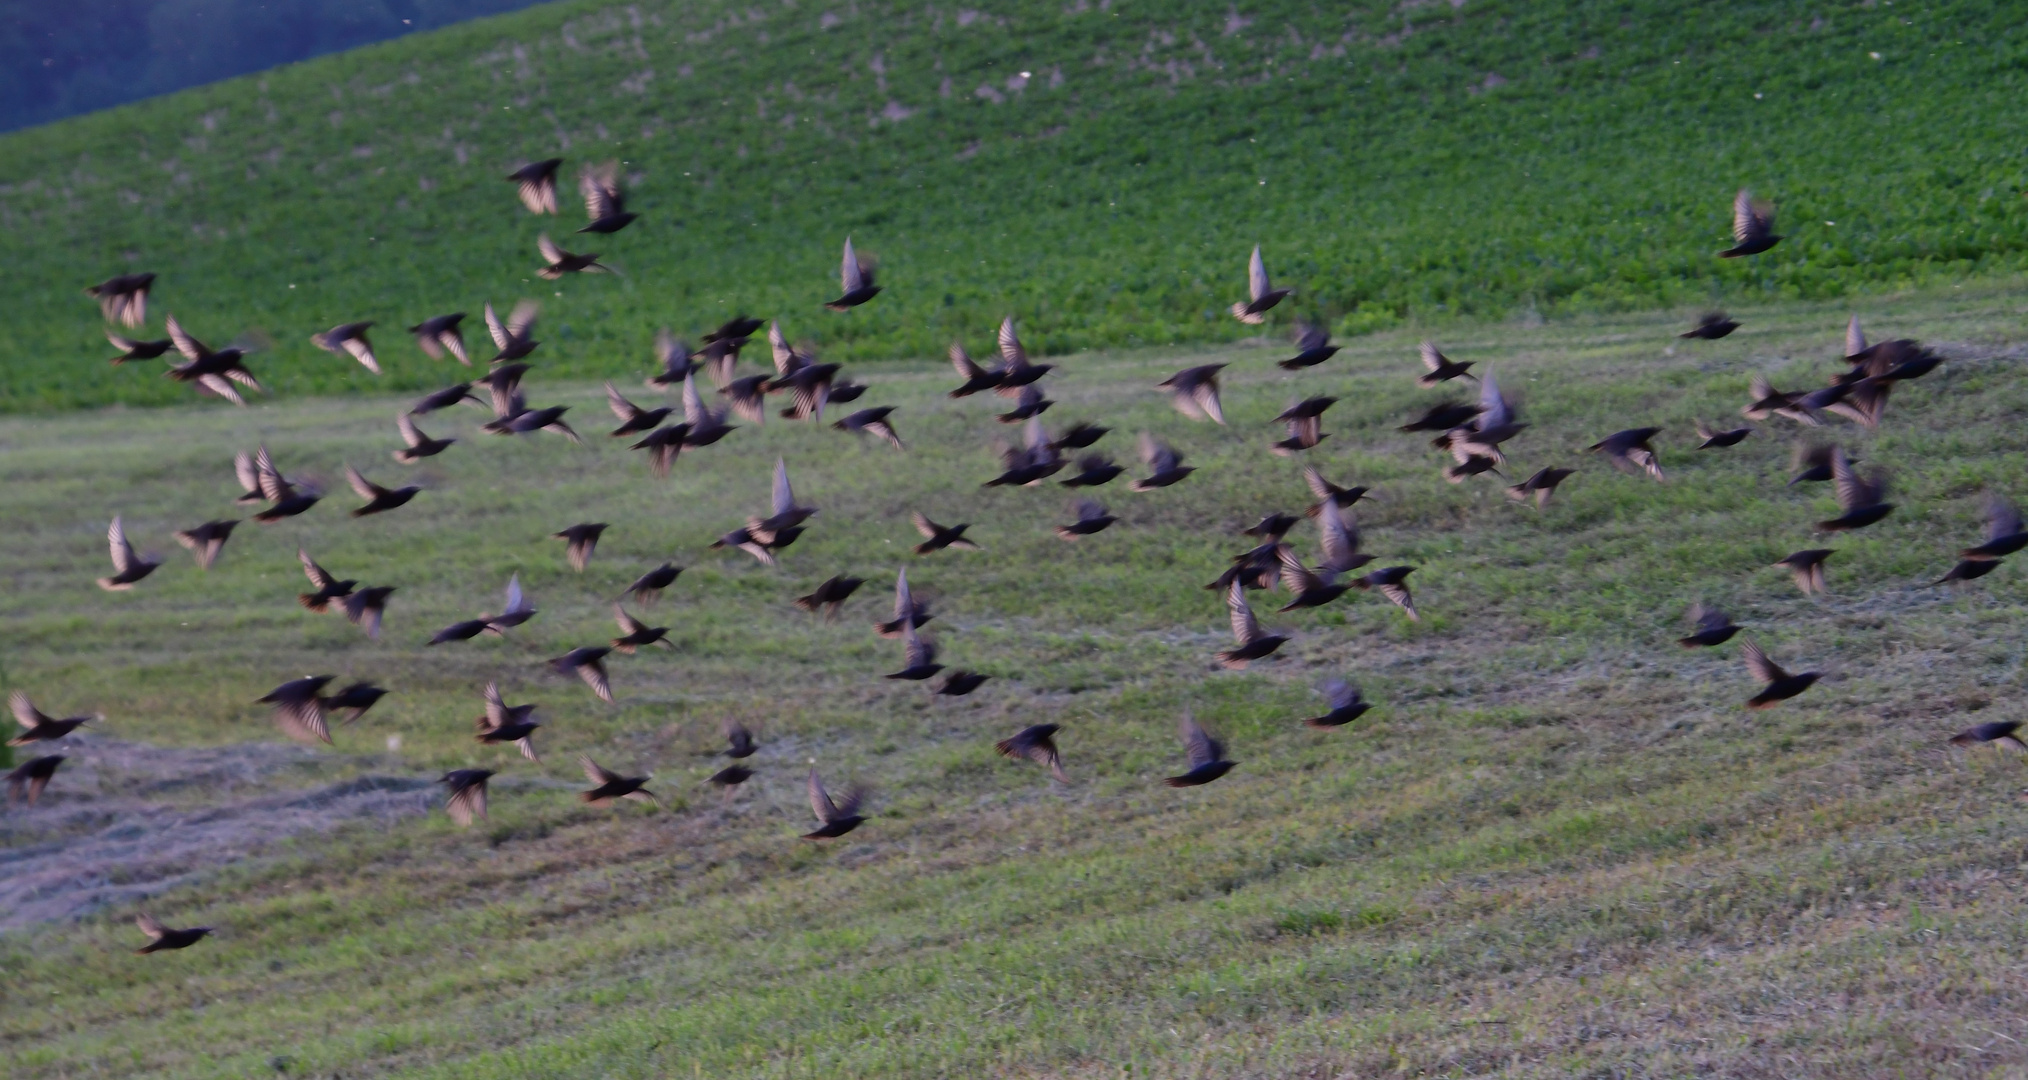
[1950,721,2027,751]
[135,913,212,953]
[1231,245,1290,324]
[912,511,979,555]
[1694,419,1753,450]
[97,516,161,590]
[248,445,321,522]
[794,575,867,618]
[1217,580,1288,669]
[1816,448,1893,531]
[825,237,881,309]
[1680,312,1740,339]
[1352,566,1419,620]
[886,621,944,680]
[343,587,396,640]
[1060,454,1123,488]
[1961,494,2028,560]
[606,382,674,436]
[297,548,356,612]
[10,692,93,746]
[1717,188,1782,257]
[1304,680,1370,728]
[1416,341,1475,387]
[409,313,469,365]
[610,605,671,652]
[173,519,238,570]
[550,648,615,703]
[577,161,637,233]
[1279,321,1339,370]
[410,382,481,415]
[834,406,906,450]
[6,754,64,806]
[483,301,540,363]
[996,724,1067,783]
[803,769,868,838]
[1678,604,1741,648]
[1589,427,1666,482]
[580,756,658,807]
[1743,374,1818,426]
[536,234,606,278]
[258,675,336,744]
[623,563,683,605]
[392,413,455,463]
[555,523,609,572]
[1056,498,1117,540]
[345,465,419,516]
[948,342,1004,397]
[1131,433,1195,491]
[1165,716,1236,786]
[87,272,155,327]
[1775,549,1835,596]
[311,322,380,374]
[106,331,172,364]
[508,158,562,214]
[1160,364,1226,424]
[474,683,542,761]
[876,569,934,638]
[1742,638,1819,708]
[935,671,991,697]
[438,769,494,826]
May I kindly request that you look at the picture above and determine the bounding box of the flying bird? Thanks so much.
[1217,580,1289,669]
[311,322,381,374]
[876,568,934,637]
[438,769,494,826]
[677,372,737,447]
[911,511,980,554]
[1059,454,1123,488]
[1934,558,2001,586]
[106,331,172,364]
[550,647,615,703]
[994,317,1054,389]
[1049,421,1109,451]
[1742,374,1819,426]
[1677,604,1741,647]
[710,524,778,567]
[825,237,881,310]
[1160,364,1226,424]
[1949,721,2027,751]
[610,606,671,653]
[555,523,609,572]
[97,516,161,590]
[996,383,1053,424]
[297,548,356,611]
[1961,493,2028,561]
[1589,427,1665,482]
[996,724,1068,783]
[508,157,563,214]
[630,422,693,478]
[345,465,420,517]
[486,573,539,634]
[886,620,944,681]
[934,671,990,697]
[410,381,481,415]
[580,756,658,807]
[804,769,868,839]
[1303,680,1370,728]
[408,313,469,365]
[1270,406,1328,459]
[537,234,607,278]
[1680,312,1740,340]
[577,160,637,233]
[1417,341,1475,387]
[794,575,867,618]
[1817,448,1893,531]
[1303,466,1369,521]
[1694,419,1753,450]
[1742,638,1819,708]
[258,675,337,744]
[606,382,673,436]
[343,586,396,640]
[249,445,321,522]
[1165,716,1236,786]
[483,301,540,363]
[1279,321,1339,370]
[745,458,817,547]
[6,755,64,807]
[1399,400,1483,433]
[1788,442,1841,485]
[475,682,542,761]
[10,692,93,745]
[1130,433,1195,491]
[948,342,1005,397]
[1506,467,1575,509]
[394,413,455,463]
[723,720,759,759]
[1055,498,1117,540]
[834,406,906,450]
[1718,188,1782,258]
[323,682,388,724]
[1352,566,1419,620]
[985,416,1065,486]
[709,764,754,791]
[720,373,771,425]
[1230,245,1290,324]
[163,315,261,405]
[1775,549,1835,596]
[645,329,698,390]
[622,563,683,605]
[134,914,212,954]
[87,272,155,327]
[173,519,238,571]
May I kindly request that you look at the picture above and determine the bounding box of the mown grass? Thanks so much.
[4,282,2028,1076]
[4,0,2028,410]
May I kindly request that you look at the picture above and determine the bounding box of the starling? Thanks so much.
[555,523,609,572]
[1742,638,1818,708]
[1059,454,1123,488]
[834,406,906,450]
[876,568,934,638]
[1049,421,1110,451]
[1416,341,1476,387]
[1244,513,1301,542]
[483,300,540,363]
[1961,493,2028,561]
[1279,321,1339,370]
[87,272,155,327]
[1816,448,1893,531]
[606,382,674,436]
[1303,680,1370,728]
[1717,188,1782,258]
[409,313,469,365]
[1742,374,1818,426]
[748,458,817,544]
[935,671,990,697]
[96,516,161,590]
[645,328,697,390]
[1677,604,1741,648]
[723,720,759,759]
[580,756,658,806]
[1680,312,1740,339]
[476,572,533,634]
[630,423,693,478]
[1271,411,1329,457]
[537,234,606,278]
[996,383,1054,424]
[622,563,683,606]
[134,913,212,954]
[1275,544,1352,611]
[678,372,737,447]
[1949,721,2027,751]
[1775,549,1835,596]
[343,586,396,640]
[912,512,980,555]
[6,755,64,806]
[1400,400,1483,433]
[721,373,771,425]
[825,237,881,309]
[1352,566,1419,620]
[794,575,867,618]
[9,692,93,745]
[550,647,615,704]
[1788,442,1841,485]
[887,620,944,680]
[106,331,172,364]
[345,465,420,517]
[297,548,356,611]
[1130,433,1195,491]
[1935,559,2001,586]
[323,683,388,724]
[475,682,542,762]
[429,617,491,646]
[576,160,637,233]
[410,381,481,415]
[996,724,1067,783]
[994,318,1054,388]
[1160,364,1226,424]
[508,157,562,213]
[985,416,1066,486]
[438,769,494,826]
[708,764,754,790]
[803,769,868,839]
[173,519,238,571]
[1056,498,1117,540]
[711,525,777,567]
[1165,716,1236,786]
[311,322,381,374]
[258,675,336,744]
[1230,245,1291,324]
[392,413,455,464]
[948,342,1005,397]
[1694,419,1753,450]
[1505,466,1574,509]
[705,315,765,346]
[1217,580,1289,669]
[163,315,262,405]
[611,605,671,652]
[249,445,321,522]
[1303,466,1369,520]
[1589,427,1666,482]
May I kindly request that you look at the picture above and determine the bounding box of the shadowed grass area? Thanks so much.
[4,283,2028,1076]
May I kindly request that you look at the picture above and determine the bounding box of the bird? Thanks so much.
[1680,312,1740,340]
[723,721,759,759]
[720,373,771,425]
[705,315,766,347]
[804,769,868,839]
[1742,638,1819,708]
[886,620,945,680]
[536,234,606,278]
[1303,680,1370,728]
[134,913,212,954]
[1742,374,1819,426]
[1244,513,1301,542]
[1435,369,1524,467]
[484,572,539,634]
[162,315,262,405]
[761,325,840,421]
[393,413,455,464]
[948,342,1005,397]
[345,465,420,517]
[429,616,492,646]
[1816,448,1893,531]
[1775,549,1835,596]
[934,671,991,697]
[475,683,542,761]
[747,458,817,546]
[995,317,1054,389]
[834,407,906,450]
[106,330,173,364]
[644,329,698,390]
[173,519,238,571]
[676,372,737,447]
[580,756,658,807]
[985,416,1065,487]
[438,769,494,826]
[1279,321,1339,370]
[1506,467,1575,509]
[258,675,337,744]
[410,381,481,415]
[86,272,155,327]
[622,563,683,605]
[1589,427,1665,482]
[1949,721,2027,751]
[708,764,754,792]
[911,512,979,555]
[343,587,396,640]
[1961,493,2028,560]
[996,724,1067,783]
[611,606,671,653]
[606,382,673,436]
[1058,453,1123,488]
[508,157,563,213]
[554,523,609,572]
[1165,716,1236,786]
[1352,566,1419,620]
[1049,421,1109,451]
[1399,400,1483,433]
[1274,517,1370,612]
[1303,466,1369,521]
[249,445,321,522]
[630,422,693,478]
[576,161,637,233]
[1217,580,1289,669]
[711,524,778,567]
[876,568,934,638]
[323,682,388,724]
[1718,188,1782,257]
[6,755,64,806]
[408,313,469,365]
[1677,604,1741,647]
[825,237,882,309]
[794,575,867,618]
[1934,559,2001,586]
[1160,364,1226,424]
[550,647,615,703]
[96,516,161,590]
[296,548,356,612]
[483,301,540,363]
[1130,433,1195,491]
[1694,419,1753,450]
[1416,341,1476,387]
[1788,442,1841,485]
[311,322,381,374]
[9,692,93,745]
[996,383,1053,424]
[1230,245,1290,324]
[1056,498,1117,540]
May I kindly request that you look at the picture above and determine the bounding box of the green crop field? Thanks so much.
[6,281,2028,1076]
[3,0,2028,411]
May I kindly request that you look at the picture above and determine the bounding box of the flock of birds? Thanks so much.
[18,178,2026,954]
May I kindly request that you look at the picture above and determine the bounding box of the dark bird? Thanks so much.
[886,620,944,681]
[162,315,262,405]
[345,465,420,517]
[934,671,991,697]
[249,445,321,522]
[985,416,1066,487]
[438,769,494,826]
[676,372,737,447]
[1231,244,1290,324]
[1217,580,1289,669]
[1775,549,1835,596]
[763,321,839,422]
[723,720,759,759]
[1718,188,1782,258]
[297,548,356,611]
[1935,559,2001,586]
[1742,374,1819,426]
[1788,442,1841,485]
[705,315,766,346]
[1417,341,1476,387]
[1304,466,1369,520]
[1207,542,1282,595]
[827,376,872,407]
[947,342,1004,397]
[1279,321,1339,370]
[1949,721,2027,751]
[508,157,563,214]
[1962,493,2028,561]
[912,511,980,555]
[803,769,868,839]
[611,605,671,652]
[1443,454,1501,484]
[1049,421,1109,451]
[1506,466,1574,509]
[1275,509,1372,611]
[475,682,542,761]
[996,383,1054,424]
[555,523,608,572]
[1352,566,1419,621]
[709,764,754,790]
[106,331,172,364]
[173,519,237,571]
[1742,638,1819,709]
[134,913,212,954]
[344,586,395,640]
[622,563,683,606]
[408,313,469,365]
[393,413,455,463]
[1244,513,1301,542]
[825,237,881,310]
[1399,400,1483,433]
[6,755,64,806]
[876,569,934,638]
[10,692,93,746]
[576,160,637,233]
[258,675,336,744]
[1059,454,1123,488]
[996,724,1067,783]
[1875,339,1944,382]
[323,682,388,724]
[630,422,693,478]
[410,381,481,415]
[1055,498,1117,540]
[1694,419,1753,450]
[645,329,698,390]
[1816,448,1893,531]
[1160,364,1226,424]
[1165,716,1236,786]
[429,617,492,646]
[87,272,154,327]
[550,647,615,703]
[1677,604,1741,648]
[1680,312,1740,340]
[96,516,161,590]
[1271,410,1329,457]
[311,322,381,374]
[1303,680,1370,728]
[483,300,540,363]
[711,524,777,567]
[1589,427,1666,482]
[536,234,606,278]
[745,458,818,546]
[721,373,771,425]
[794,575,866,618]
[994,318,1054,389]
[580,756,658,807]
[834,406,906,450]
[606,382,673,436]
[1130,433,1195,491]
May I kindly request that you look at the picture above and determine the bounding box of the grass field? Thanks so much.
[5,280,2028,1076]
[4,0,2028,410]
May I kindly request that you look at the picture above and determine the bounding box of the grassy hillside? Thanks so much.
[5,285,2028,1075]
[3,0,2028,411]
